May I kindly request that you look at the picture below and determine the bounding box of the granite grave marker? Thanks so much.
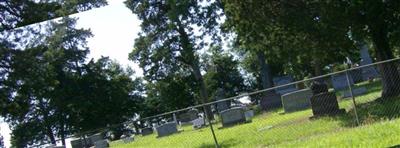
[281,89,313,113]
[273,76,298,95]
[156,122,178,137]
[220,107,246,127]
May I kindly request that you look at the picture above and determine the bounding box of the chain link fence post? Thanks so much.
[345,69,360,126]
[202,105,219,148]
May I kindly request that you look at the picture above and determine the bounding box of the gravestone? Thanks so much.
[178,109,198,123]
[192,118,205,129]
[331,73,367,97]
[259,92,281,110]
[342,87,368,98]
[156,122,178,137]
[123,136,134,144]
[244,110,254,121]
[331,73,353,90]
[141,127,153,136]
[281,89,313,113]
[70,139,85,148]
[89,133,103,146]
[359,43,379,80]
[310,82,345,117]
[215,88,230,112]
[273,76,298,95]
[220,107,246,127]
[350,69,364,83]
[94,140,109,148]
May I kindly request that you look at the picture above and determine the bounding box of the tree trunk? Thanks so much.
[191,62,214,120]
[46,125,56,144]
[370,25,400,99]
[257,51,273,89]
[60,116,66,146]
[312,58,325,82]
[257,51,275,97]
[176,21,214,120]
[313,59,322,77]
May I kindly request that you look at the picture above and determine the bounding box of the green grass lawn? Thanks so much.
[111,80,400,148]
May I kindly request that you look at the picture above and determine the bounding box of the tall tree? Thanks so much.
[126,0,223,119]
[273,0,400,98]
[0,17,144,146]
[0,0,107,31]
[223,0,354,81]
[203,46,246,98]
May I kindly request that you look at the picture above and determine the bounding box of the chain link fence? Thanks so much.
[43,58,400,148]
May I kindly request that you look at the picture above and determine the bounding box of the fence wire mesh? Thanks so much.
[43,58,400,148]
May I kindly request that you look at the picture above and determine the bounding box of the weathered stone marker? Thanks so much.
[273,76,298,95]
[94,139,109,148]
[331,73,367,98]
[123,136,134,144]
[70,139,85,148]
[178,109,198,123]
[156,122,178,137]
[259,92,281,110]
[220,107,246,127]
[141,127,153,136]
[281,89,313,113]
[310,81,345,117]
[244,110,254,121]
[192,118,205,129]
[89,133,103,146]
[215,88,230,112]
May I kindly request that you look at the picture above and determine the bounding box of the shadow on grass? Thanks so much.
[198,138,239,148]
[335,96,400,127]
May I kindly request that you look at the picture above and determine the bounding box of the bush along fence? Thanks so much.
[44,57,400,148]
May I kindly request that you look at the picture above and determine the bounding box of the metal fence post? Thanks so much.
[203,105,219,148]
[345,69,360,126]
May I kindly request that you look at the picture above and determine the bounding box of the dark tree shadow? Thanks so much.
[198,138,240,148]
[334,97,400,127]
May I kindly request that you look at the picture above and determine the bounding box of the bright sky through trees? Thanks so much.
[1,0,142,147]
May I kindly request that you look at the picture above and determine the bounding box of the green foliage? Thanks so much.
[203,46,246,98]
[0,0,107,31]
[223,0,356,79]
[0,17,144,146]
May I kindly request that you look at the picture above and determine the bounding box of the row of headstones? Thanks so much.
[137,75,375,139]
[260,80,347,116]
[137,109,206,138]
[136,46,378,138]
[260,44,379,111]
[70,134,109,148]
[138,106,256,138]
[261,69,377,113]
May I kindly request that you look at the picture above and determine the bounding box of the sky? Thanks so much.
[1,0,142,147]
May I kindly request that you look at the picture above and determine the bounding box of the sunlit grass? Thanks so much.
[111,80,400,147]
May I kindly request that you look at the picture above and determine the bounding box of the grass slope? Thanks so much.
[111,80,400,148]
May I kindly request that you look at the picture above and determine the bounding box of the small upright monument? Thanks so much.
[310,81,345,117]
